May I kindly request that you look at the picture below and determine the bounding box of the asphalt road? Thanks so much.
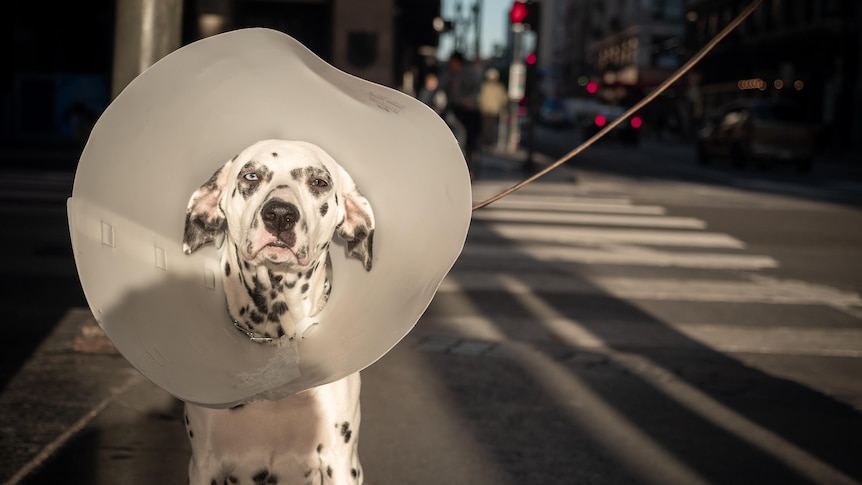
[2,132,862,484]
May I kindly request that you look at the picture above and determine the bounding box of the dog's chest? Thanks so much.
[224,255,330,340]
[185,374,363,484]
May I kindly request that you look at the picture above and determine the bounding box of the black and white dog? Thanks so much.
[182,139,374,485]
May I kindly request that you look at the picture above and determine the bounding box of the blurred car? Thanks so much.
[563,97,602,126]
[538,98,568,128]
[581,104,642,146]
[696,99,815,172]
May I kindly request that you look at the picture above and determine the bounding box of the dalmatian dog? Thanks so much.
[182,139,374,485]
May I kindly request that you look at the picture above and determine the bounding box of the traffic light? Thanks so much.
[510,1,528,24]
[510,0,540,31]
[525,52,538,97]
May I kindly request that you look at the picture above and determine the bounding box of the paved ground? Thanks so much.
[2,141,862,485]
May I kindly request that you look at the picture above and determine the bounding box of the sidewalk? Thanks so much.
[1,303,604,485]
[0,309,187,485]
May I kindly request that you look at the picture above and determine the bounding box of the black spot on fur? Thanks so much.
[246,279,268,313]
[270,290,278,299]
[285,279,297,289]
[271,272,283,285]
[249,311,264,324]
[349,227,368,246]
[183,212,225,254]
[301,283,309,293]
[351,468,359,478]
[317,443,323,453]
[238,161,274,199]
[341,422,352,443]
[320,202,329,217]
[188,429,194,438]
[224,262,231,277]
[252,469,278,484]
[239,306,247,316]
[251,292,268,313]
[327,466,332,478]
[226,476,239,484]
[271,301,288,316]
[272,152,278,157]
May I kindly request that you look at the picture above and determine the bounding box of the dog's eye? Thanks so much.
[311,178,328,188]
[243,173,260,182]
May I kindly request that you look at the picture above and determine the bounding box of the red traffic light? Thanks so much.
[525,52,537,65]
[510,1,528,24]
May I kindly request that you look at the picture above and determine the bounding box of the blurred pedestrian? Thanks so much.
[440,51,482,178]
[418,70,467,150]
[478,68,508,151]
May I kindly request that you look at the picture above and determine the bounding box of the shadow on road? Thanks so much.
[409,180,862,483]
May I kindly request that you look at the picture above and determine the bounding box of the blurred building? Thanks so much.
[544,0,592,99]
[684,0,860,150]
[585,0,686,90]
[2,0,440,151]
[540,0,687,138]
[532,0,859,148]
[545,0,686,98]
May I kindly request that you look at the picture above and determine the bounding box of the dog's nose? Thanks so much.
[261,200,300,236]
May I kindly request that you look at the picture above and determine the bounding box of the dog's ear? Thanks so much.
[335,166,375,271]
[183,157,234,254]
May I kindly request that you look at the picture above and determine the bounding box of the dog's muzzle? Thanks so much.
[261,199,299,242]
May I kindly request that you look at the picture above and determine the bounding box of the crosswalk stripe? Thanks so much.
[473,209,706,229]
[473,181,631,199]
[475,198,666,214]
[460,243,779,270]
[471,223,744,248]
[418,314,862,359]
[472,193,633,205]
[439,272,862,307]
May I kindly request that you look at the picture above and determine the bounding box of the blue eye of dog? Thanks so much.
[243,173,259,181]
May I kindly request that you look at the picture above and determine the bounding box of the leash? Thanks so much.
[472,0,764,212]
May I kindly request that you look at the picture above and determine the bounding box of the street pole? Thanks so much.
[507,25,524,153]
[111,0,183,99]
[474,0,482,61]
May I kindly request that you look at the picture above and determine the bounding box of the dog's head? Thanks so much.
[183,140,375,272]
